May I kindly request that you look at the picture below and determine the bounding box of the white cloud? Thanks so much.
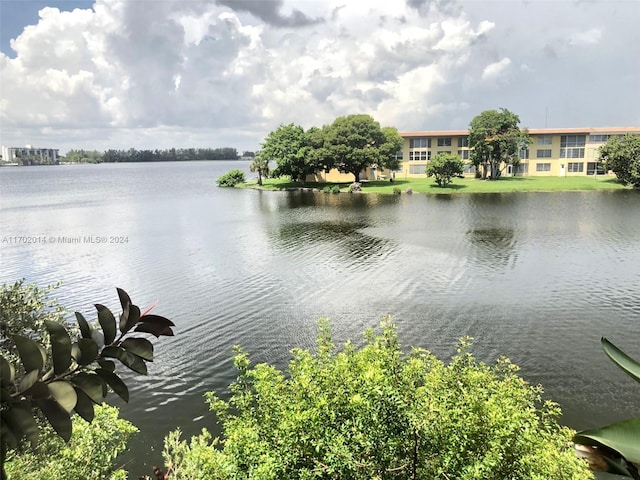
[569,28,603,46]
[481,58,511,81]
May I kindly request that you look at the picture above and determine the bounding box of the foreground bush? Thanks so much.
[216,169,246,187]
[4,404,137,480]
[164,319,592,479]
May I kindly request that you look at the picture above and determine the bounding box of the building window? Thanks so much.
[537,135,552,145]
[409,151,430,161]
[458,150,471,160]
[519,149,529,159]
[458,137,469,147]
[586,162,605,175]
[515,163,529,174]
[536,149,552,158]
[464,164,476,175]
[409,165,425,174]
[536,163,551,172]
[437,137,452,147]
[560,148,585,158]
[410,138,430,148]
[589,134,610,143]
[560,135,586,147]
[568,162,584,173]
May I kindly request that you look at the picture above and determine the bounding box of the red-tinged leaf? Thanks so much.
[72,373,106,404]
[121,337,154,361]
[75,312,92,339]
[45,320,72,375]
[140,301,158,317]
[48,381,77,413]
[95,304,117,345]
[12,335,46,373]
[35,398,72,442]
[96,368,129,402]
[73,387,95,422]
[139,314,175,327]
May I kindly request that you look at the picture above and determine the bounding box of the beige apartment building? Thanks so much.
[399,127,640,178]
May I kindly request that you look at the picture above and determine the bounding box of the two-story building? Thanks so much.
[1,146,60,165]
[399,127,640,178]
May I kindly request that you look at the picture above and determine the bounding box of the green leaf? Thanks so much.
[116,287,132,312]
[97,358,116,372]
[601,337,640,384]
[73,387,95,422]
[0,417,19,449]
[121,337,154,361]
[3,400,39,447]
[35,398,73,442]
[0,355,15,387]
[72,372,106,404]
[45,320,72,375]
[75,338,99,365]
[11,334,46,373]
[96,368,129,402]
[18,369,40,393]
[24,380,49,399]
[75,311,92,339]
[574,417,640,465]
[48,381,78,413]
[120,304,140,334]
[101,345,148,374]
[95,303,117,345]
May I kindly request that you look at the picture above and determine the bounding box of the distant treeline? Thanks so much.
[63,148,254,163]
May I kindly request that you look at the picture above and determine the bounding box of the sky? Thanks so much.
[1,0,639,154]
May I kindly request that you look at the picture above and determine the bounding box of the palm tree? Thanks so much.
[249,154,269,186]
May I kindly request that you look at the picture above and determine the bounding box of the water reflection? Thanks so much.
[466,227,518,269]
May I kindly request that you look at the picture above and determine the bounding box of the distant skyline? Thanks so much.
[1,0,639,154]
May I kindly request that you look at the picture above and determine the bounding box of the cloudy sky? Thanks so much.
[1,0,638,154]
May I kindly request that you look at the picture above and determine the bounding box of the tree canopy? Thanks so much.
[598,133,640,188]
[259,124,320,184]
[468,108,530,180]
[426,152,465,187]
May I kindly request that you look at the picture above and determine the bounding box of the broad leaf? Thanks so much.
[602,337,640,384]
[134,314,175,337]
[75,338,99,365]
[96,368,129,402]
[11,334,46,373]
[45,320,72,375]
[121,304,140,334]
[48,381,78,413]
[72,372,106,404]
[4,400,39,446]
[117,287,132,312]
[73,387,95,422]
[120,352,148,375]
[95,303,117,345]
[97,358,116,372]
[18,369,40,393]
[574,417,640,465]
[121,337,154,361]
[75,311,92,339]
[0,355,15,387]
[36,398,72,442]
[24,380,49,399]
[0,417,19,449]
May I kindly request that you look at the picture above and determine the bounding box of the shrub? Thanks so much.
[331,185,341,194]
[393,186,402,195]
[4,404,138,480]
[322,185,332,193]
[349,182,361,192]
[164,320,592,479]
[216,169,246,187]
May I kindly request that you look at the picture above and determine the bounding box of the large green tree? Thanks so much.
[260,124,320,184]
[426,152,465,187]
[598,133,640,188]
[468,108,530,180]
[162,320,592,479]
[249,155,270,186]
[320,114,403,182]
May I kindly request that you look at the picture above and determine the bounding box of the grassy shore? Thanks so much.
[245,175,629,195]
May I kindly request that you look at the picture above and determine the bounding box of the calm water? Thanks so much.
[1,161,639,476]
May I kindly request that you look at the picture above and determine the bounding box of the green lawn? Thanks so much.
[245,175,629,195]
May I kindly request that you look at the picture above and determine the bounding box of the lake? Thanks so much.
[1,161,639,476]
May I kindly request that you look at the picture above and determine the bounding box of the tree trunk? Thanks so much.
[353,171,360,183]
